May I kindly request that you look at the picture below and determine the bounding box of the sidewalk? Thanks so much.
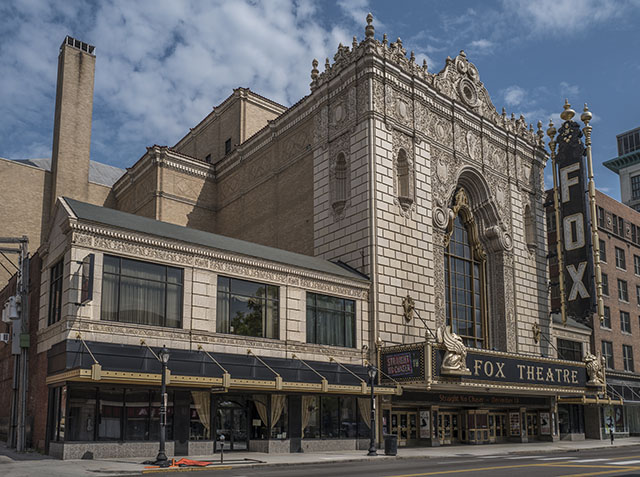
[2,438,640,477]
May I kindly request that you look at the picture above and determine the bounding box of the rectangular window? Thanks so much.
[597,207,606,229]
[306,293,356,348]
[557,339,582,361]
[615,247,626,269]
[602,341,614,369]
[599,240,606,263]
[216,276,279,339]
[623,345,635,372]
[618,279,629,302]
[48,260,64,325]
[602,273,609,296]
[613,214,620,235]
[225,138,232,154]
[635,256,640,275]
[302,395,366,439]
[621,311,632,333]
[101,255,183,328]
[632,175,640,200]
[633,225,640,246]
[637,285,640,305]
[602,306,611,328]
[546,211,556,232]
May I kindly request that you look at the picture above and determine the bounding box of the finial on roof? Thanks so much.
[311,59,319,81]
[459,49,466,58]
[352,36,358,49]
[501,107,506,117]
[560,98,575,121]
[511,113,515,120]
[529,123,534,133]
[383,33,388,45]
[423,59,428,70]
[397,37,403,48]
[537,120,544,140]
[547,118,557,139]
[325,58,330,71]
[410,51,415,63]
[365,13,374,39]
[581,103,592,125]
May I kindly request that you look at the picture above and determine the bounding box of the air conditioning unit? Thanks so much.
[0,333,9,344]
[8,295,20,320]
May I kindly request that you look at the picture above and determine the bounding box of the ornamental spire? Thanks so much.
[365,13,374,39]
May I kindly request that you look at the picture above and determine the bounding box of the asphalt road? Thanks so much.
[142,445,640,477]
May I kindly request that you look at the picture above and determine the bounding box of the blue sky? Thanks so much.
[1,0,639,198]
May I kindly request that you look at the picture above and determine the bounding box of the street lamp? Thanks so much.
[367,364,378,456]
[156,345,170,465]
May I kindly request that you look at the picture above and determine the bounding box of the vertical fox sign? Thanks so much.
[551,102,596,324]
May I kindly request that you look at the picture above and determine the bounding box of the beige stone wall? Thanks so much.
[115,165,157,218]
[0,159,50,285]
[88,182,116,208]
[36,208,368,366]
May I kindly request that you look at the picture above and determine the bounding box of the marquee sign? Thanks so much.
[433,348,587,389]
[554,119,594,323]
[379,343,427,384]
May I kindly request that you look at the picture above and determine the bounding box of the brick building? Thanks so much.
[547,189,640,437]
[1,15,610,458]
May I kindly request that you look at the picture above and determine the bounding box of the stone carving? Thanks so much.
[465,130,481,162]
[402,294,415,322]
[313,105,329,146]
[584,353,606,387]
[392,130,415,215]
[436,325,471,375]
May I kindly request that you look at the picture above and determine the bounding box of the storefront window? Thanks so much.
[321,396,340,438]
[190,391,211,440]
[252,395,287,439]
[48,386,67,442]
[99,389,123,441]
[303,396,366,439]
[67,386,97,441]
[125,390,150,440]
[150,390,174,441]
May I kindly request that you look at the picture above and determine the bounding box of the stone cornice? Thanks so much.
[67,221,369,297]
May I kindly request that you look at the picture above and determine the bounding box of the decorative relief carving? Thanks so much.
[372,80,385,114]
[93,237,194,265]
[392,130,416,215]
[584,353,606,387]
[465,130,481,162]
[436,325,471,375]
[283,124,312,157]
[313,105,329,146]
[328,132,352,218]
[426,112,453,146]
[72,233,93,247]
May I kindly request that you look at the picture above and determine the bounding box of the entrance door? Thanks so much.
[437,412,458,445]
[489,413,507,443]
[215,397,248,451]
[526,412,539,439]
[390,411,418,447]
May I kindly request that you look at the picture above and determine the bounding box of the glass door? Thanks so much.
[215,397,248,450]
[526,412,539,439]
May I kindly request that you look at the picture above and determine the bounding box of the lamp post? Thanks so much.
[367,364,378,456]
[156,346,170,465]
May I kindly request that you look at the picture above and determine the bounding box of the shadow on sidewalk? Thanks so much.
[0,442,52,461]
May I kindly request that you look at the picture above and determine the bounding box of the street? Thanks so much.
[142,445,640,477]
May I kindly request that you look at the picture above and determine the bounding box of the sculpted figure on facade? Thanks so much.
[584,353,606,387]
[436,325,471,375]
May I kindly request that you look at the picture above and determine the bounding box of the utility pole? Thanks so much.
[1,236,29,451]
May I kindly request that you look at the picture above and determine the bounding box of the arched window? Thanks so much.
[397,149,410,198]
[332,153,347,213]
[524,204,536,251]
[444,209,487,348]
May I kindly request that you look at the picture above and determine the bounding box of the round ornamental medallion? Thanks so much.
[333,104,344,123]
[458,78,479,108]
[433,207,449,229]
[396,100,408,120]
[467,64,479,81]
[456,57,468,74]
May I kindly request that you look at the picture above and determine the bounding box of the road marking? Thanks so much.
[386,463,540,476]
[478,455,503,458]
[538,457,574,460]
[506,455,546,459]
[610,459,640,465]
[567,459,610,463]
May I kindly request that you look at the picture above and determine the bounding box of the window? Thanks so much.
[557,339,582,361]
[615,247,626,269]
[216,276,279,339]
[445,214,486,348]
[632,175,640,200]
[396,149,412,209]
[597,207,606,229]
[306,293,355,348]
[547,211,556,232]
[332,152,348,213]
[635,255,640,275]
[621,311,632,333]
[225,138,232,155]
[602,306,611,328]
[524,204,536,250]
[637,285,640,305]
[618,279,629,302]
[602,341,614,369]
[633,225,640,246]
[623,345,635,372]
[602,273,609,296]
[599,240,606,262]
[48,260,64,325]
[303,395,367,439]
[101,255,183,328]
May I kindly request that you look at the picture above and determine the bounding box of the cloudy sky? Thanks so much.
[1,0,639,198]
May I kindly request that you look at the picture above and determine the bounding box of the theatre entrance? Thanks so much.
[436,411,460,445]
[390,411,418,446]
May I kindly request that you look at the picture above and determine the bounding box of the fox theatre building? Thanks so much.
[378,330,605,447]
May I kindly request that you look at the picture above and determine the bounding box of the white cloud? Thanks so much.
[502,0,628,34]
[0,0,368,168]
[559,81,580,98]
[504,86,527,106]
[469,39,494,54]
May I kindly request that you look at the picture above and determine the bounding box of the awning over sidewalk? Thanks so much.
[45,339,399,395]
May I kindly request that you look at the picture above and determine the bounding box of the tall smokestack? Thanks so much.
[50,36,96,211]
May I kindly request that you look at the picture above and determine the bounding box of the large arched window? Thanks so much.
[444,199,487,348]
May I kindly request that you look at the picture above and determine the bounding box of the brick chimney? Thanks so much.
[50,36,96,211]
